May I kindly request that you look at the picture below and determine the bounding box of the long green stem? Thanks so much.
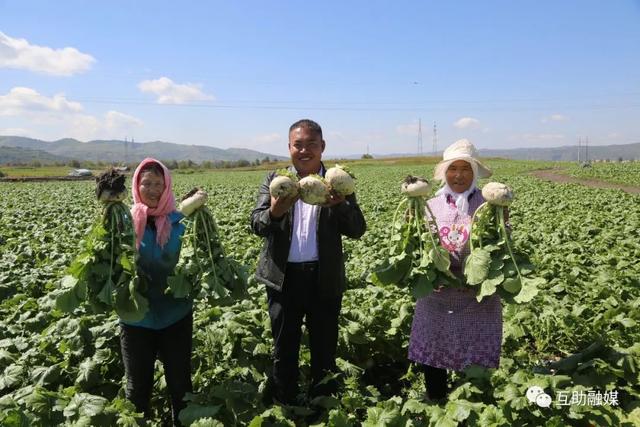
[199,209,220,289]
[423,202,445,262]
[389,198,408,254]
[469,202,488,252]
[107,204,115,304]
[414,201,423,258]
[498,207,522,280]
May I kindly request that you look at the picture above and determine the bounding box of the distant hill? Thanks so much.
[334,142,640,161]
[478,143,640,161]
[0,136,286,164]
[0,146,70,164]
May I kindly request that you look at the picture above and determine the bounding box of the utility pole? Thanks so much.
[578,137,581,163]
[585,136,589,163]
[432,121,438,155]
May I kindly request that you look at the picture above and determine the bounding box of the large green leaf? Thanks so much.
[178,403,222,426]
[430,246,452,274]
[114,287,149,322]
[513,277,543,303]
[464,248,492,285]
[370,253,412,286]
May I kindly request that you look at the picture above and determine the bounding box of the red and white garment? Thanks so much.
[408,189,503,371]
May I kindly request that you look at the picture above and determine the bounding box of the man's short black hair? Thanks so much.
[289,119,323,139]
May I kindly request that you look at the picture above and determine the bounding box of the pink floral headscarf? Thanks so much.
[131,158,176,249]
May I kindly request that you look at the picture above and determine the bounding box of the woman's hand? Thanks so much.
[178,188,208,216]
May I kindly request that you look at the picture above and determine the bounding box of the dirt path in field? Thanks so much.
[0,176,95,183]
[530,169,640,195]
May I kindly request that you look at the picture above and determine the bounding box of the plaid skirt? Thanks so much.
[408,287,502,371]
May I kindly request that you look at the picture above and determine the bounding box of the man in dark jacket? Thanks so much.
[250,119,366,404]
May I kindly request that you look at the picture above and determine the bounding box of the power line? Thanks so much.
[65,97,640,112]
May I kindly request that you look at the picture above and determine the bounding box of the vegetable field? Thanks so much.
[0,160,639,426]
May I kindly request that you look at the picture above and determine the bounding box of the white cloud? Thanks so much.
[253,133,282,144]
[396,121,419,135]
[0,87,83,116]
[67,111,143,141]
[0,127,30,136]
[541,113,569,123]
[0,87,142,140]
[104,110,143,130]
[0,31,95,76]
[138,77,214,104]
[327,131,346,141]
[607,132,622,139]
[453,117,481,129]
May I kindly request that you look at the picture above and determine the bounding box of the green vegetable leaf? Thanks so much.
[464,248,492,285]
[371,253,412,285]
[513,277,543,303]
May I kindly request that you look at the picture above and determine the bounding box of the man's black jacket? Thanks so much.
[250,165,366,297]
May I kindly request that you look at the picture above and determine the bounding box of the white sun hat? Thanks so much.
[433,138,492,182]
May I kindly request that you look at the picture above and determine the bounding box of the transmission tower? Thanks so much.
[124,137,129,165]
[432,121,438,155]
[417,118,423,155]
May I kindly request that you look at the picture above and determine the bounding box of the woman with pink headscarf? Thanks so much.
[120,158,192,426]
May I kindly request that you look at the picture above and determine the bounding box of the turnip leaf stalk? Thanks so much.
[370,175,459,299]
[56,168,148,322]
[464,182,545,303]
[169,188,248,305]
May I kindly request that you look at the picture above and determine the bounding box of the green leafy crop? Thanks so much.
[55,201,148,322]
[370,176,459,298]
[464,201,544,303]
[167,206,248,305]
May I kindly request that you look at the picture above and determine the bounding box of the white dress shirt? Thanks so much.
[287,166,323,262]
[287,198,320,262]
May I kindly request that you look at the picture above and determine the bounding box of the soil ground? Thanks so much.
[530,169,640,195]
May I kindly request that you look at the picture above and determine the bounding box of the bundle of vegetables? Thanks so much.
[325,163,356,196]
[56,168,148,322]
[370,175,459,298]
[464,182,544,303]
[269,169,299,199]
[269,164,355,205]
[167,188,248,304]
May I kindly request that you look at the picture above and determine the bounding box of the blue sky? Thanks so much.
[1,0,639,157]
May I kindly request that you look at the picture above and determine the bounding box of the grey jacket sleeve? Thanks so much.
[250,172,288,237]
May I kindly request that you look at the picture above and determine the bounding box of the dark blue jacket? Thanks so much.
[121,211,192,329]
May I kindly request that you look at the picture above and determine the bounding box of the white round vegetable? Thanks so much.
[269,175,299,199]
[179,189,209,216]
[299,175,330,205]
[401,176,432,197]
[325,164,355,196]
[99,189,127,203]
[482,182,514,206]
